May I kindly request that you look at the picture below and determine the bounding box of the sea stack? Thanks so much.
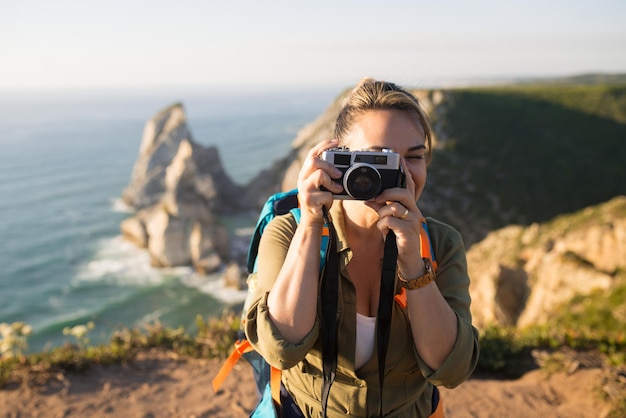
[120,103,240,273]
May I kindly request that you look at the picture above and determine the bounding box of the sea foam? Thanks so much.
[74,236,168,286]
[74,235,248,304]
[180,272,248,305]
[110,197,134,214]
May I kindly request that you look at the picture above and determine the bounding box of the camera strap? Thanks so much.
[320,206,339,418]
[376,229,398,417]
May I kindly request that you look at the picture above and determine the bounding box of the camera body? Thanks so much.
[320,147,405,200]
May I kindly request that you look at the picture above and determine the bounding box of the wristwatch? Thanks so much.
[398,258,435,290]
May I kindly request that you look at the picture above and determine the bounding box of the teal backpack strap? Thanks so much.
[247,189,328,275]
[289,207,301,223]
[248,189,300,274]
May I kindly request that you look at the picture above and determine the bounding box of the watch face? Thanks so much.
[399,258,435,290]
[424,258,433,272]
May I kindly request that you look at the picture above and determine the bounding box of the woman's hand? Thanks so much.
[296,139,344,227]
[371,163,460,371]
[265,138,343,343]
[367,161,425,276]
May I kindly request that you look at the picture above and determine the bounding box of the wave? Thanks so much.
[110,197,134,214]
[73,236,173,286]
[74,235,248,304]
[180,273,248,305]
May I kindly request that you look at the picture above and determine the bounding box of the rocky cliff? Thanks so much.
[468,196,626,329]
[120,103,242,274]
[121,103,244,212]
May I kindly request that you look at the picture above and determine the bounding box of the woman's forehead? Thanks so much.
[342,109,426,149]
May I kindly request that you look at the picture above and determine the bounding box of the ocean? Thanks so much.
[0,86,337,352]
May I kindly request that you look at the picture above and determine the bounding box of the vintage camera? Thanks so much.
[320,147,405,200]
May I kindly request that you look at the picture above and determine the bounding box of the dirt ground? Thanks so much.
[0,350,618,417]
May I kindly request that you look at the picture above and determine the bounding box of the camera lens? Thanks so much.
[343,163,381,200]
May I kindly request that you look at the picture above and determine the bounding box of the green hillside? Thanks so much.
[426,83,626,245]
[523,72,626,87]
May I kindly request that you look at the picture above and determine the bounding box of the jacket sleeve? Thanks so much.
[415,219,480,388]
[243,214,321,370]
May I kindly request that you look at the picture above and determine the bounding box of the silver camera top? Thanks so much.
[320,147,401,170]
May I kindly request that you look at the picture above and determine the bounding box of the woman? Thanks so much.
[245,78,479,417]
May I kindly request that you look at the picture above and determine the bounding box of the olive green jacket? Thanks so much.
[245,203,479,417]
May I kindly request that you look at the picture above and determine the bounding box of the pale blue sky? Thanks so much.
[2,0,625,91]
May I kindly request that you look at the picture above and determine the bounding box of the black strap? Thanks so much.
[320,206,339,418]
[319,210,398,418]
[376,230,398,417]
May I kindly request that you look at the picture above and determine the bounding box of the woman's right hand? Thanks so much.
[265,139,343,343]
[296,139,344,227]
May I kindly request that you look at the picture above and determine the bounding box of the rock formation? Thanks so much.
[468,196,626,329]
[121,103,243,213]
[120,103,240,273]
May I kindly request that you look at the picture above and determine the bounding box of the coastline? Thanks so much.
[0,88,332,353]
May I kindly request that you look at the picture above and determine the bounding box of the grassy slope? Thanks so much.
[427,83,626,245]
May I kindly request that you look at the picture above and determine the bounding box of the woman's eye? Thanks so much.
[405,155,424,160]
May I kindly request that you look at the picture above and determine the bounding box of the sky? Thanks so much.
[1,0,625,92]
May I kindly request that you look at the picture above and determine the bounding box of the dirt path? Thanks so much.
[0,351,615,417]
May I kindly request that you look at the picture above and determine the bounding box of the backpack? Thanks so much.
[212,188,437,417]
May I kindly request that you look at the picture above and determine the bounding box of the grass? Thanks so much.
[0,311,241,388]
[427,83,626,245]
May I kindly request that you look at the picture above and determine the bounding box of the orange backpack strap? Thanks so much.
[418,217,438,271]
[394,288,408,309]
[212,339,283,408]
[394,218,437,309]
[270,366,282,406]
[211,339,254,392]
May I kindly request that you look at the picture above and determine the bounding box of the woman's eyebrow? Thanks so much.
[365,145,426,152]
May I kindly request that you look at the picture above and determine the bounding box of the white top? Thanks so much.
[355,313,377,369]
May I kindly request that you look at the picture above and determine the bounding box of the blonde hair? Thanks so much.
[334,78,433,164]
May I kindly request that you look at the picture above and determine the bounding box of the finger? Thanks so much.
[302,141,343,180]
[378,201,411,220]
[309,138,339,159]
[299,169,342,194]
[298,155,344,195]
[374,184,414,209]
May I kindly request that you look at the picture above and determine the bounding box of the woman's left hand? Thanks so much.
[366,161,424,275]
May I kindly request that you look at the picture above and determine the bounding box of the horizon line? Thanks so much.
[1,71,625,100]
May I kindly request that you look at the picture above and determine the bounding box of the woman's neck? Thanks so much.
[341,201,383,243]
